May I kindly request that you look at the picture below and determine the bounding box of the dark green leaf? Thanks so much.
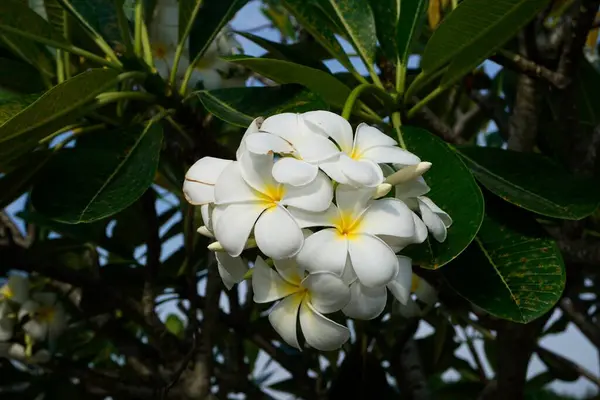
[165,314,185,338]
[0,92,39,126]
[458,146,600,220]
[31,121,163,223]
[194,84,328,128]
[325,0,377,67]
[281,0,352,70]
[0,0,70,46]
[402,126,484,269]
[368,0,399,61]
[420,0,550,86]
[442,196,565,323]
[43,0,67,35]
[0,69,120,169]
[536,347,579,382]
[188,0,248,60]
[68,0,120,44]
[0,150,51,208]
[224,56,353,109]
[396,0,427,66]
[236,31,328,71]
[0,57,45,93]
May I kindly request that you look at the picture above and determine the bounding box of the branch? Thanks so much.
[468,91,510,139]
[142,189,161,325]
[536,344,600,388]
[490,51,566,88]
[559,297,600,349]
[408,97,464,144]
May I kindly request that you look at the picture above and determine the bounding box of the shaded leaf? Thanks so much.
[368,0,399,61]
[0,92,39,126]
[0,150,51,208]
[165,314,185,338]
[194,84,328,128]
[0,0,70,46]
[31,121,163,223]
[576,58,600,127]
[458,146,600,220]
[442,195,566,323]
[402,126,484,269]
[68,0,120,44]
[0,57,45,93]
[397,0,427,66]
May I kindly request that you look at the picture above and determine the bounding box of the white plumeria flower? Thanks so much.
[342,256,413,320]
[213,151,333,259]
[2,343,51,364]
[395,177,452,242]
[244,113,342,186]
[215,253,248,290]
[252,257,350,351]
[292,185,415,288]
[0,302,14,341]
[183,156,233,207]
[0,275,30,304]
[300,111,421,187]
[395,274,437,318]
[19,293,67,343]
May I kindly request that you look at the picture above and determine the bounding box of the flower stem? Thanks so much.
[341,83,396,121]
[396,58,407,95]
[407,87,445,119]
[95,91,156,106]
[392,111,406,149]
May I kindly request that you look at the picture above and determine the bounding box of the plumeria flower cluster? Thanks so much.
[184,111,452,351]
[148,0,247,90]
[0,274,67,364]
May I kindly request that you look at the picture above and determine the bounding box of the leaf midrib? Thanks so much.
[327,0,373,65]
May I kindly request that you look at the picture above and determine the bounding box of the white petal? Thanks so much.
[418,198,448,242]
[237,117,262,160]
[394,177,430,200]
[272,158,318,186]
[245,132,294,155]
[339,156,383,187]
[301,272,350,313]
[213,203,265,257]
[214,162,261,205]
[335,184,374,216]
[18,300,38,320]
[239,150,277,194]
[23,320,48,341]
[273,258,303,286]
[260,113,304,143]
[318,158,350,184]
[296,229,348,275]
[7,275,29,304]
[0,317,13,341]
[252,257,299,303]
[359,199,415,238]
[303,110,354,153]
[420,196,452,227]
[342,282,387,320]
[410,211,429,245]
[289,204,339,229]
[293,134,340,162]
[254,206,303,259]
[353,123,397,151]
[387,256,413,304]
[183,181,214,205]
[268,293,303,349]
[216,252,248,290]
[185,157,232,184]
[348,234,399,287]
[200,204,213,232]
[282,170,333,212]
[361,146,421,165]
[300,299,349,351]
[414,276,437,305]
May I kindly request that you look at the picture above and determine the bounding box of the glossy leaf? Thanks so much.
[368,0,399,61]
[397,0,427,66]
[458,146,600,220]
[67,0,120,43]
[325,0,377,67]
[420,0,550,85]
[188,0,248,60]
[223,56,352,109]
[0,69,120,169]
[193,84,328,128]
[281,0,353,70]
[0,57,45,93]
[0,0,70,46]
[442,196,565,323]
[402,126,484,269]
[31,121,164,224]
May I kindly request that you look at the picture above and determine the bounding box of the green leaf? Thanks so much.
[458,146,600,220]
[442,196,565,323]
[367,0,399,61]
[325,0,377,67]
[0,150,51,208]
[194,84,328,128]
[236,31,328,71]
[223,56,353,109]
[0,57,45,93]
[396,0,427,67]
[31,121,163,224]
[260,2,296,41]
[0,0,70,46]
[402,126,484,269]
[420,0,550,86]
[68,0,120,44]
[43,0,67,35]
[0,92,39,126]
[188,0,248,60]
[165,314,185,339]
[0,68,120,169]
[281,0,352,70]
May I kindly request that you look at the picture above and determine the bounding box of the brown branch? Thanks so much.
[408,97,464,144]
[490,51,566,88]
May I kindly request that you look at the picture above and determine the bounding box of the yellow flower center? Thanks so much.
[36,306,55,323]
[349,147,362,160]
[0,284,13,300]
[259,184,285,209]
[332,210,363,239]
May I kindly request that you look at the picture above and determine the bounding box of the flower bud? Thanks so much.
[385,162,432,186]
[208,239,257,252]
[373,183,392,199]
[197,226,214,238]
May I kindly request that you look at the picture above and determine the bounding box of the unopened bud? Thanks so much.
[197,226,214,238]
[373,183,392,199]
[208,238,257,252]
[385,162,432,186]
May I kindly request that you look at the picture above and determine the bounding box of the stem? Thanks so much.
[57,50,66,83]
[404,67,448,104]
[392,112,406,149]
[118,71,148,82]
[407,87,445,119]
[367,64,384,89]
[53,124,106,150]
[464,327,488,382]
[170,0,204,87]
[341,83,396,120]
[396,58,407,94]
[141,17,154,67]
[95,91,156,106]
[115,0,134,56]
[134,0,144,59]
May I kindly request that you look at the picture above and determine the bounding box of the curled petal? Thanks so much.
[318,158,350,184]
[289,204,339,229]
[214,162,261,205]
[361,146,421,165]
[268,293,303,349]
[183,180,214,205]
[359,199,415,239]
[237,117,262,160]
[185,157,232,184]
[394,177,430,200]
[296,229,348,276]
[254,206,303,259]
[245,132,294,155]
[214,203,265,257]
[387,256,413,304]
[272,158,318,187]
[303,111,354,153]
[420,196,452,227]
[282,171,333,212]
[348,234,398,287]
[216,252,248,290]
[302,272,350,314]
[253,257,299,303]
[299,299,350,351]
[342,281,387,320]
[239,151,277,194]
[200,204,213,232]
[339,156,383,187]
[353,123,397,152]
[418,198,448,242]
[260,113,305,143]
